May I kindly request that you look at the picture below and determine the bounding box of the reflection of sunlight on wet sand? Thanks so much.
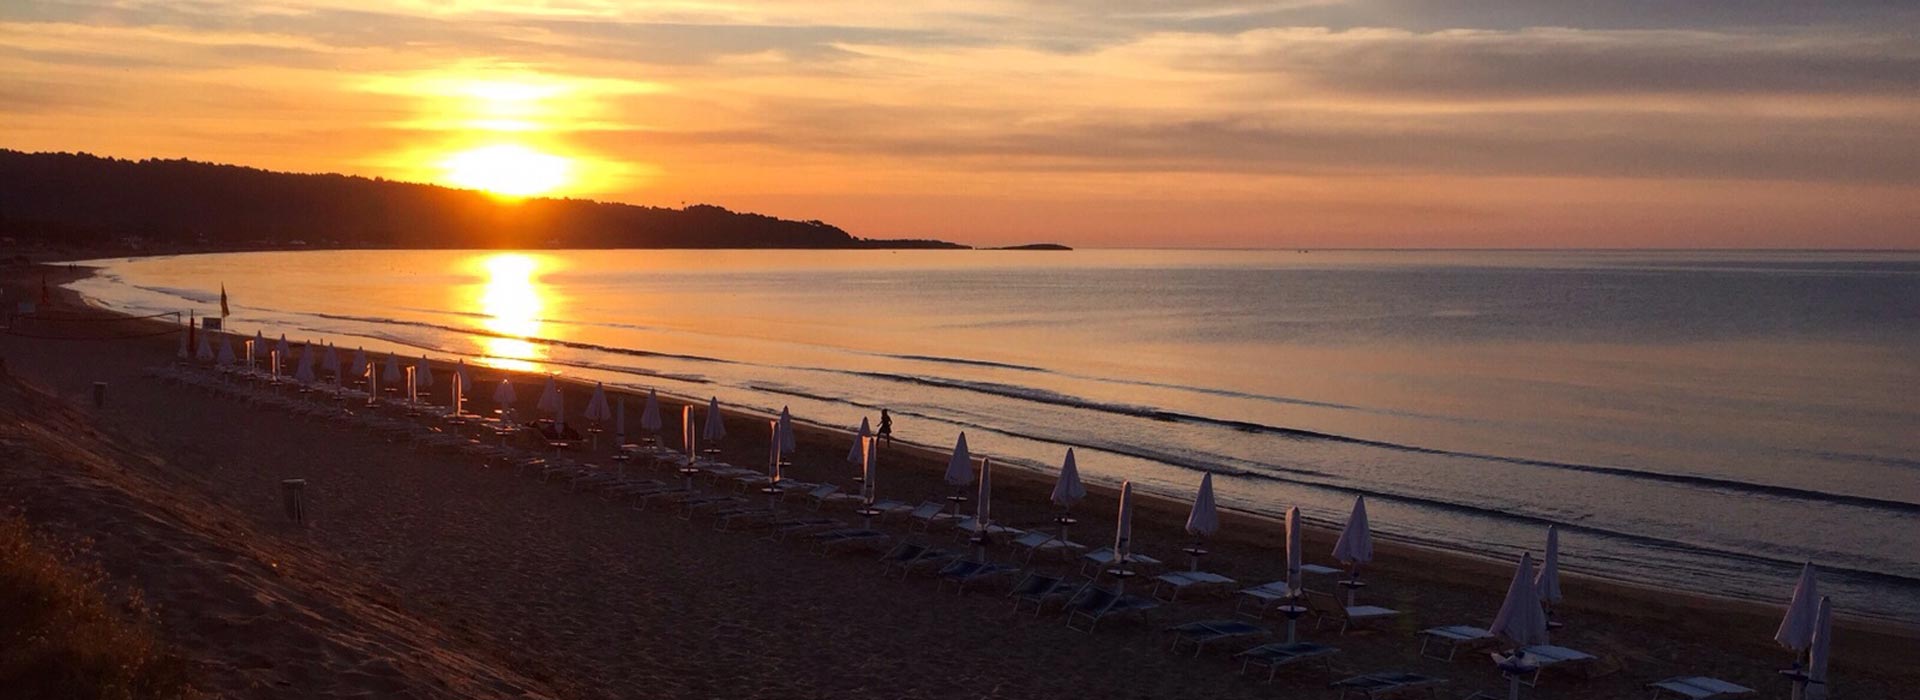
[469,253,552,372]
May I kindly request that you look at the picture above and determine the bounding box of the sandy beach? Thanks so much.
[2,261,1914,699]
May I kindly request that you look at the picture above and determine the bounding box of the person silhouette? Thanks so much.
[877,408,893,447]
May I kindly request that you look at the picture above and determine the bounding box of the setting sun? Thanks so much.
[439,144,571,197]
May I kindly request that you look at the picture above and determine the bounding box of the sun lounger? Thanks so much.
[1079,547,1163,576]
[1008,573,1072,616]
[1331,672,1446,699]
[1064,585,1161,632]
[949,518,1023,540]
[1166,619,1270,656]
[1508,645,1598,685]
[1151,570,1238,601]
[1008,531,1087,564]
[764,516,845,541]
[878,542,959,579]
[1235,581,1304,617]
[812,528,890,554]
[1235,641,1340,681]
[934,559,1019,594]
[1307,590,1402,635]
[1647,676,1757,700]
[903,501,965,531]
[678,495,745,520]
[713,506,778,531]
[1418,625,1497,661]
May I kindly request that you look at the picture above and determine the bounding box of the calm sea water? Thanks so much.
[70,249,1920,622]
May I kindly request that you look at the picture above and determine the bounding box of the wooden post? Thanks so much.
[281,479,306,524]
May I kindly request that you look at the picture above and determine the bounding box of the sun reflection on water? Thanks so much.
[469,253,553,371]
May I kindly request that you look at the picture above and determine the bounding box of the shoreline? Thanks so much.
[9,261,1917,697]
[45,260,1917,638]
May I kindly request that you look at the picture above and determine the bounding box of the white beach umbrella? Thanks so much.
[974,457,994,537]
[455,359,473,393]
[585,382,613,422]
[681,404,697,460]
[414,355,434,388]
[294,342,316,384]
[1775,562,1821,652]
[944,433,974,487]
[640,389,663,432]
[382,353,402,383]
[322,343,340,383]
[1186,473,1220,538]
[217,336,237,365]
[1114,480,1136,570]
[1807,596,1833,700]
[861,436,878,504]
[702,396,726,441]
[250,330,263,368]
[1283,505,1306,643]
[776,406,797,454]
[349,347,367,379]
[1490,552,1552,700]
[766,419,781,483]
[1052,448,1086,508]
[537,375,561,414]
[275,334,291,363]
[550,386,566,433]
[195,326,213,362]
[615,396,627,444]
[1331,495,1374,569]
[1536,525,1563,604]
[449,367,464,414]
[493,378,517,412]
[847,417,871,463]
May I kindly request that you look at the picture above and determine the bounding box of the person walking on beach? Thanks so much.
[877,409,893,447]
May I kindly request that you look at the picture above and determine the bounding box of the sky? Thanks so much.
[3,1,1918,248]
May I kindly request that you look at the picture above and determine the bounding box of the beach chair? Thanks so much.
[1418,625,1496,661]
[1307,589,1402,635]
[1234,641,1340,682]
[1165,619,1270,656]
[950,518,1023,541]
[678,495,745,520]
[1647,676,1757,700]
[1330,672,1447,699]
[1507,645,1599,685]
[713,505,778,531]
[764,516,845,542]
[1079,547,1163,576]
[1008,573,1070,616]
[1235,581,1302,617]
[790,483,842,509]
[1008,531,1087,565]
[878,542,959,579]
[934,559,1019,594]
[1151,570,1238,601]
[812,528,890,554]
[1063,585,1161,633]
[905,501,964,531]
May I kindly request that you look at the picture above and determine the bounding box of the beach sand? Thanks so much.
[3,262,1914,698]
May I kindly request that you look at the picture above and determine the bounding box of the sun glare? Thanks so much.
[440,144,572,197]
[469,253,554,371]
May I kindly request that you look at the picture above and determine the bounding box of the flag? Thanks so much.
[219,284,230,317]
[187,310,196,348]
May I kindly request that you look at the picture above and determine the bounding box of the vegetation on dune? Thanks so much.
[0,515,195,699]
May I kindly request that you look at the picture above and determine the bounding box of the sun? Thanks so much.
[439,144,572,197]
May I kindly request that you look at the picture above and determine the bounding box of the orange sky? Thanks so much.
[3,1,1917,248]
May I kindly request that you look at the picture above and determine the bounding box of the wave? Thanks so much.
[848,371,1920,515]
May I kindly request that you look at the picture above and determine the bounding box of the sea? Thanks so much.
[67,249,1920,623]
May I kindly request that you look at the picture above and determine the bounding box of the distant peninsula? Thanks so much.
[992,243,1072,251]
[0,150,967,253]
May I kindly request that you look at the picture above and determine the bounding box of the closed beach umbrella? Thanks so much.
[766,419,781,482]
[1052,448,1086,509]
[323,343,340,382]
[218,336,237,365]
[1807,596,1833,700]
[551,386,566,433]
[615,396,627,444]
[776,406,797,454]
[294,343,316,384]
[944,432,974,487]
[861,436,879,503]
[1536,525,1563,605]
[455,359,473,393]
[640,388,663,432]
[1283,505,1306,643]
[251,330,263,368]
[493,379,516,412]
[1114,480,1136,569]
[195,325,213,361]
[415,356,433,388]
[275,334,291,364]
[1490,552,1551,700]
[974,457,994,536]
[1185,473,1219,538]
[681,404,697,460]
[847,417,871,463]
[702,396,726,441]
[1331,495,1373,569]
[349,347,367,379]
[1775,562,1821,652]
[538,375,561,414]
[585,382,613,422]
[382,353,402,384]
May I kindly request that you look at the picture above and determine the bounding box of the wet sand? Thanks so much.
[2,262,1913,698]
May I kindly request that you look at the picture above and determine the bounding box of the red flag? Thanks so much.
[219,284,230,317]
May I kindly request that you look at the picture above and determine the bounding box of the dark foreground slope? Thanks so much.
[0,150,961,251]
